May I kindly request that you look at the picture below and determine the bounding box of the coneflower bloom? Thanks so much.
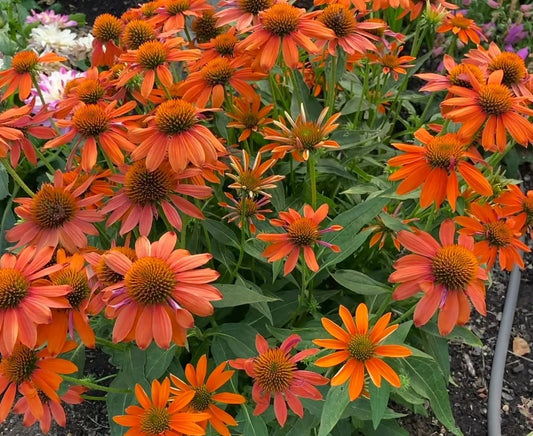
[117,38,201,99]
[178,57,266,108]
[38,250,95,354]
[170,355,246,436]
[314,304,411,401]
[364,204,417,250]
[195,28,241,68]
[0,51,65,101]
[215,0,273,31]
[237,3,335,71]
[102,232,221,349]
[6,170,104,252]
[114,378,210,436]
[44,101,139,171]
[317,4,380,56]
[388,128,493,211]
[0,105,28,161]
[262,106,340,161]
[495,184,533,236]
[101,160,213,236]
[402,0,458,21]
[0,341,77,423]
[13,385,87,434]
[226,150,284,198]
[227,95,273,142]
[455,202,530,271]
[121,19,156,50]
[154,0,212,33]
[441,70,533,151]
[257,204,342,275]
[0,246,69,355]
[389,220,488,336]
[371,0,410,10]
[230,334,328,427]
[367,42,415,80]
[129,99,226,173]
[91,14,124,67]
[219,193,271,233]
[437,13,485,45]
[416,55,485,93]
[191,9,221,43]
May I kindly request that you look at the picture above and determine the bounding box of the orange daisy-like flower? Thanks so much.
[441,70,533,152]
[122,19,157,50]
[13,385,87,434]
[215,0,273,31]
[314,304,411,401]
[178,57,266,108]
[226,150,284,198]
[317,4,380,56]
[371,0,410,10]
[92,14,124,67]
[191,9,221,43]
[0,105,28,162]
[154,0,212,33]
[0,341,77,423]
[389,220,488,336]
[257,203,342,275]
[0,51,65,101]
[44,101,139,172]
[6,170,104,253]
[227,95,273,142]
[367,42,415,80]
[402,0,458,21]
[455,202,530,271]
[388,128,493,211]
[170,355,245,436]
[102,232,221,349]
[114,378,210,436]
[364,204,418,250]
[101,160,213,236]
[219,193,272,234]
[130,99,226,173]
[230,334,328,427]
[195,28,241,68]
[237,3,335,71]
[0,246,69,355]
[262,106,341,161]
[38,250,95,355]
[495,184,533,236]
[437,12,485,45]
[117,38,201,99]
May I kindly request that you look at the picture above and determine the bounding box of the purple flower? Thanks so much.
[516,47,529,60]
[26,10,77,28]
[462,0,471,5]
[505,24,528,46]
[487,0,499,8]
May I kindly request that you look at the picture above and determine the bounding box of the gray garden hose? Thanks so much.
[487,264,521,436]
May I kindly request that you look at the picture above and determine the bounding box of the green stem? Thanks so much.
[326,55,338,118]
[392,304,416,325]
[0,159,34,197]
[354,62,370,129]
[33,144,55,173]
[62,375,131,394]
[179,215,189,248]
[308,153,317,209]
[414,93,436,131]
[290,69,303,106]
[31,74,60,133]
[230,198,247,280]
[81,395,107,401]
[95,336,126,351]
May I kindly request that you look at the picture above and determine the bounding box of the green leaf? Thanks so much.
[318,384,351,436]
[331,269,391,295]
[369,379,391,429]
[213,284,278,308]
[237,405,269,436]
[403,357,463,436]
[144,343,177,380]
[204,219,239,248]
[379,212,412,232]
[421,323,483,348]
[211,323,258,363]
[361,418,409,436]
[0,164,8,201]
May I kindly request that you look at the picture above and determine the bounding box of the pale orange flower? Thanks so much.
[91,14,124,67]
[367,42,415,80]
[215,0,274,31]
[154,0,212,33]
[219,193,272,233]
[437,12,485,45]
[226,95,273,142]
[495,184,533,236]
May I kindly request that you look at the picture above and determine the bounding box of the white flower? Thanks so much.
[28,24,78,55]
[27,67,84,112]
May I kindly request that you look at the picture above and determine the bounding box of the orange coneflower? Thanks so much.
[441,70,533,152]
[6,170,104,252]
[227,95,273,142]
[226,150,284,198]
[38,250,95,355]
[191,9,221,43]
[495,184,533,236]
[262,106,341,161]
[364,204,418,250]
[178,57,266,108]
[92,14,124,67]
[230,334,328,427]
[114,378,210,436]
[317,4,380,56]
[170,355,246,436]
[367,42,415,80]
[13,385,87,434]
[0,51,65,101]
[101,160,213,236]
[402,0,457,21]
[117,38,201,99]
[219,193,272,233]
[129,99,226,173]
[215,0,274,31]
[0,105,28,162]
[437,12,485,45]
[0,246,69,355]
[314,303,411,401]
[372,0,410,10]
[44,101,139,172]
[102,232,221,349]
[389,220,488,336]
[237,3,335,71]
[154,0,212,34]
[455,202,530,271]
[314,0,367,9]
[0,342,77,423]
[195,28,242,69]
[121,19,157,50]
[257,203,342,275]
[388,128,493,211]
